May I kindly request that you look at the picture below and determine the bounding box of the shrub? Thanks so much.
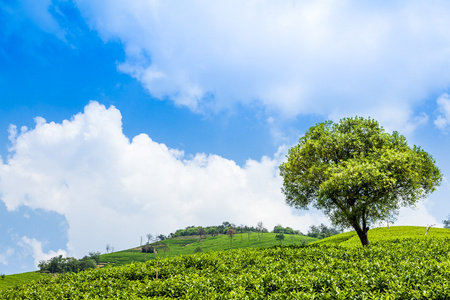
[142,244,155,254]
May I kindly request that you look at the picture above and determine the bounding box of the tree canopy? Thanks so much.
[279,117,442,246]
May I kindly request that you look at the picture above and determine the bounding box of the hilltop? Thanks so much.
[98,232,317,267]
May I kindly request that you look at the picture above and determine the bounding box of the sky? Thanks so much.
[1,0,450,275]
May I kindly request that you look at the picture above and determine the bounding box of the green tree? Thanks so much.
[227,228,236,249]
[275,233,285,245]
[443,215,450,229]
[193,246,203,253]
[257,221,264,246]
[279,117,442,247]
[198,227,206,245]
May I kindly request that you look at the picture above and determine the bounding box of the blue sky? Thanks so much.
[1,0,450,275]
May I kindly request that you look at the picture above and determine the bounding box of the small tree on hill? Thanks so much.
[146,233,153,244]
[198,227,206,245]
[443,215,450,229]
[275,233,285,245]
[142,243,154,260]
[227,228,236,249]
[280,116,442,247]
[257,221,264,246]
[142,244,154,254]
[240,224,244,242]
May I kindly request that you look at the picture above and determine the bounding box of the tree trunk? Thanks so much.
[353,221,370,247]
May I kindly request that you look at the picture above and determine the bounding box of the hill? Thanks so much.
[99,232,317,267]
[0,232,317,291]
[2,226,450,299]
[312,225,450,247]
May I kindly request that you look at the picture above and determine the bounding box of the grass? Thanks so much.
[4,234,450,298]
[6,226,447,292]
[0,232,316,290]
[313,225,450,247]
[0,272,49,291]
[99,233,317,266]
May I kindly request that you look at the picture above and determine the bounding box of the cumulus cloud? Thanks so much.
[395,201,440,228]
[0,248,14,266]
[19,237,67,268]
[72,0,450,131]
[0,102,439,257]
[434,93,450,132]
[0,102,317,257]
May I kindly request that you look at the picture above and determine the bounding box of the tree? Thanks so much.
[275,233,285,245]
[88,252,101,264]
[240,224,244,242]
[142,244,154,253]
[279,117,442,247]
[198,227,206,245]
[257,221,264,246]
[443,216,450,229]
[208,227,219,237]
[227,228,236,249]
[146,233,153,244]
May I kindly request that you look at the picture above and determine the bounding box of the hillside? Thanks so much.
[0,232,317,290]
[99,232,317,267]
[2,226,450,299]
[312,225,450,247]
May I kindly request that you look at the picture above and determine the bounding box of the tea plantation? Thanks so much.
[1,226,450,299]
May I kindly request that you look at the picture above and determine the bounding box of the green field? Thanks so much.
[100,233,316,267]
[0,232,316,291]
[2,226,450,299]
[0,272,49,291]
[313,225,450,247]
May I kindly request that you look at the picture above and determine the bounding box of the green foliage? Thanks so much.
[280,116,442,246]
[0,272,49,291]
[275,233,285,245]
[170,222,271,238]
[3,233,450,299]
[307,223,341,239]
[96,233,317,268]
[141,244,154,254]
[443,215,450,229]
[87,251,101,264]
[273,225,300,235]
[194,246,203,253]
[313,226,450,247]
[38,255,97,274]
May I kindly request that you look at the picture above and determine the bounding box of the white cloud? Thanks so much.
[0,102,320,257]
[0,248,14,266]
[395,200,440,228]
[434,93,450,132]
[0,102,442,257]
[73,0,450,130]
[19,237,67,268]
